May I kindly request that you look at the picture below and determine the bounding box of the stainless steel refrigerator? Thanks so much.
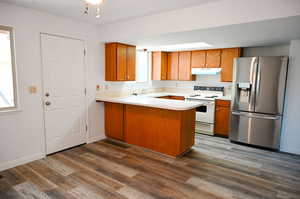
[230,56,288,149]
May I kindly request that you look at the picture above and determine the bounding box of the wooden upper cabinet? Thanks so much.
[206,49,221,68]
[126,45,136,81]
[179,51,194,81]
[116,43,127,81]
[221,48,241,82]
[152,51,167,80]
[105,43,117,81]
[105,42,136,81]
[191,50,206,68]
[167,52,179,80]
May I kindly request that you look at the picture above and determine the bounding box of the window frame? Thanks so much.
[135,49,151,84]
[0,25,19,112]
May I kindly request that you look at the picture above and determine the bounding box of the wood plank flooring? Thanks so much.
[1,134,300,199]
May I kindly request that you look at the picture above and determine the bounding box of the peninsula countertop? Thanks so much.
[96,95,203,111]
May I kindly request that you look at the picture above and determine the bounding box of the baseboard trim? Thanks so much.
[0,153,45,172]
[280,148,300,156]
[88,135,106,144]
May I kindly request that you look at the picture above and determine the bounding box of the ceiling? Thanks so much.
[0,0,214,24]
[129,15,300,50]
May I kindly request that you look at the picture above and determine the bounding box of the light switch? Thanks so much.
[28,86,37,94]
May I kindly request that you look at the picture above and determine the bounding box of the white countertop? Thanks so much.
[96,95,203,111]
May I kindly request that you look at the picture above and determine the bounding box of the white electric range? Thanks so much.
[185,86,224,136]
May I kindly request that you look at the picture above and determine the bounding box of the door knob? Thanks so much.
[45,101,51,106]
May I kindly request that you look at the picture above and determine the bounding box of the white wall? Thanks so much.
[99,0,300,42]
[281,40,300,155]
[0,3,104,171]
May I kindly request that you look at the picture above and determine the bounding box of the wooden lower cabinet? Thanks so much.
[104,103,124,141]
[169,96,185,101]
[214,100,231,137]
[125,105,195,156]
[104,102,195,157]
[157,96,185,100]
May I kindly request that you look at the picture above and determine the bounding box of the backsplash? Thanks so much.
[154,74,232,96]
[98,74,232,97]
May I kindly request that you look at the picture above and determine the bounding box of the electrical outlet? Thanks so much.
[96,85,100,91]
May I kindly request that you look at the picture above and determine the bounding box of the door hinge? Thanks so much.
[86,124,88,132]
[84,49,86,56]
[84,88,87,95]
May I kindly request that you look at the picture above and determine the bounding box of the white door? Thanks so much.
[41,33,86,155]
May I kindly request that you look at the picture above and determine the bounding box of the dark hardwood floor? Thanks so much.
[1,134,300,199]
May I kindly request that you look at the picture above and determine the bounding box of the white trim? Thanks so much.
[88,135,106,144]
[280,147,300,155]
[0,25,20,112]
[0,153,45,172]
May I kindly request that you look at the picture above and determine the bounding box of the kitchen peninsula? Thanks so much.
[96,95,203,157]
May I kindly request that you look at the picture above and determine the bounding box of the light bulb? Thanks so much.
[84,0,103,5]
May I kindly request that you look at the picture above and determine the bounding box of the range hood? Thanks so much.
[192,68,222,75]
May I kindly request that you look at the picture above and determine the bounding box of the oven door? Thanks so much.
[196,102,215,123]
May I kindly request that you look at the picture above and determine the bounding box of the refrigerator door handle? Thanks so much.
[250,58,258,110]
[232,111,281,120]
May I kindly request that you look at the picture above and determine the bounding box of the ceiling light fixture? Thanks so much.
[83,0,104,18]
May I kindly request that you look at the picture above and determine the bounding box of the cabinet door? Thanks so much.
[152,52,167,80]
[105,43,117,81]
[105,103,124,140]
[191,50,206,68]
[179,51,193,81]
[167,52,179,80]
[117,44,127,81]
[126,45,136,81]
[221,48,241,82]
[214,100,231,137]
[161,52,168,80]
[206,49,221,68]
[152,52,161,80]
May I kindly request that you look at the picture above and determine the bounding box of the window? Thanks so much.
[0,26,17,110]
[136,50,150,83]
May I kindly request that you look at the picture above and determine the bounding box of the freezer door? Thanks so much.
[230,111,282,149]
[232,57,258,112]
[255,56,288,115]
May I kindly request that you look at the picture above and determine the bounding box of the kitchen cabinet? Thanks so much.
[214,100,231,137]
[179,51,195,81]
[125,105,195,156]
[206,49,221,68]
[191,50,206,68]
[169,96,185,100]
[105,42,136,81]
[105,102,124,141]
[152,51,168,80]
[103,102,196,157]
[167,52,179,80]
[126,45,136,81]
[221,48,241,82]
[157,96,185,100]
